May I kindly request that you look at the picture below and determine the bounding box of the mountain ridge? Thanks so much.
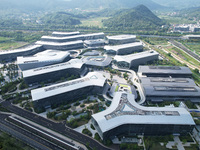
[0,0,165,12]
[102,5,165,30]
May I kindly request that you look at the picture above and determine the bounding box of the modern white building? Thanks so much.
[23,59,88,84]
[0,45,44,62]
[140,77,200,102]
[84,39,105,48]
[52,31,80,37]
[35,40,84,50]
[106,35,136,45]
[138,66,192,78]
[83,32,105,40]
[174,26,190,32]
[113,50,159,68]
[104,42,143,55]
[17,50,70,71]
[183,35,200,40]
[40,32,105,43]
[31,72,106,109]
[82,56,112,68]
[41,35,84,43]
[92,92,195,140]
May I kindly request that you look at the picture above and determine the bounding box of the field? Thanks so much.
[141,37,169,45]
[167,46,200,67]
[159,15,196,24]
[0,42,28,50]
[181,41,200,56]
[0,36,28,50]
[79,17,109,28]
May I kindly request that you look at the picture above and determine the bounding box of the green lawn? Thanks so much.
[141,37,169,45]
[0,41,28,50]
[0,36,12,42]
[181,42,200,56]
[159,16,196,24]
[168,46,200,67]
[79,17,109,28]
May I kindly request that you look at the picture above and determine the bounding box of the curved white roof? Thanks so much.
[35,40,83,46]
[23,59,84,78]
[138,66,192,75]
[107,35,136,40]
[52,31,80,36]
[31,72,106,101]
[92,92,195,133]
[41,35,83,40]
[104,42,142,51]
[83,32,104,38]
[114,50,159,63]
[82,56,112,67]
[0,45,42,55]
[17,50,70,64]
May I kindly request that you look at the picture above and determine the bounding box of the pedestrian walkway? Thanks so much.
[166,135,196,150]
[174,136,185,150]
[74,120,97,138]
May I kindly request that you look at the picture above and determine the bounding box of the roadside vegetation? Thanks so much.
[178,39,200,56]
[0,132,34,150]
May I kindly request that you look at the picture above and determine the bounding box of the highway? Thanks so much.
[1,101,112,150]
[138,35,182,40]
[0,114,64,150]
[169,40,200,62]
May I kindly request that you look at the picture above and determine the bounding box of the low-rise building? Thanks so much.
[35,40,84,50]
[41,35,84,43]
[140,77,200,102]
[138,66,192,78]
[52,31,80,37]
[84,39,105,48]
[174,26,190,32]
[83,32,105,40]
[41,32,105,43]
[183,35,200,40]
[106,35,136,45]
[31,72,106,109]
[113,51,159,69]
[92,92,195,141]
[104,42,143,55]
[0,45,44,62]
[23,59,88,84]
[82,56,112,68]
[17,50,70,71]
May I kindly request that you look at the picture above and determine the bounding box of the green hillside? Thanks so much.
[40,12,81,26]
[152,0,200,9]
[0,0,165,12]
[66,0,165,10]
[179,7,200,19]
[102,5,165,30]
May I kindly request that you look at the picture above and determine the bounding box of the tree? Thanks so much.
[123,72,129,80]
[194,68,199,74]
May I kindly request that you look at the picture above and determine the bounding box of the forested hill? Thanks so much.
[152,0,200,9]
[40,12,81,26]
[179,7,200,19]
[0,0,165,12]
[64,0,165,10]
[102,5,165,31]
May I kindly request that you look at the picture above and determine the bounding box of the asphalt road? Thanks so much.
[170,40,200,62]
[0,114,63,150]
[138,35,182,40]
[2,101,112,150]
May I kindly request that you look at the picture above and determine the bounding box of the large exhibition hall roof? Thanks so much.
[17,50,69,64]
[31,72,106,101]
[92,92,195,133]
[23,59,83,78]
